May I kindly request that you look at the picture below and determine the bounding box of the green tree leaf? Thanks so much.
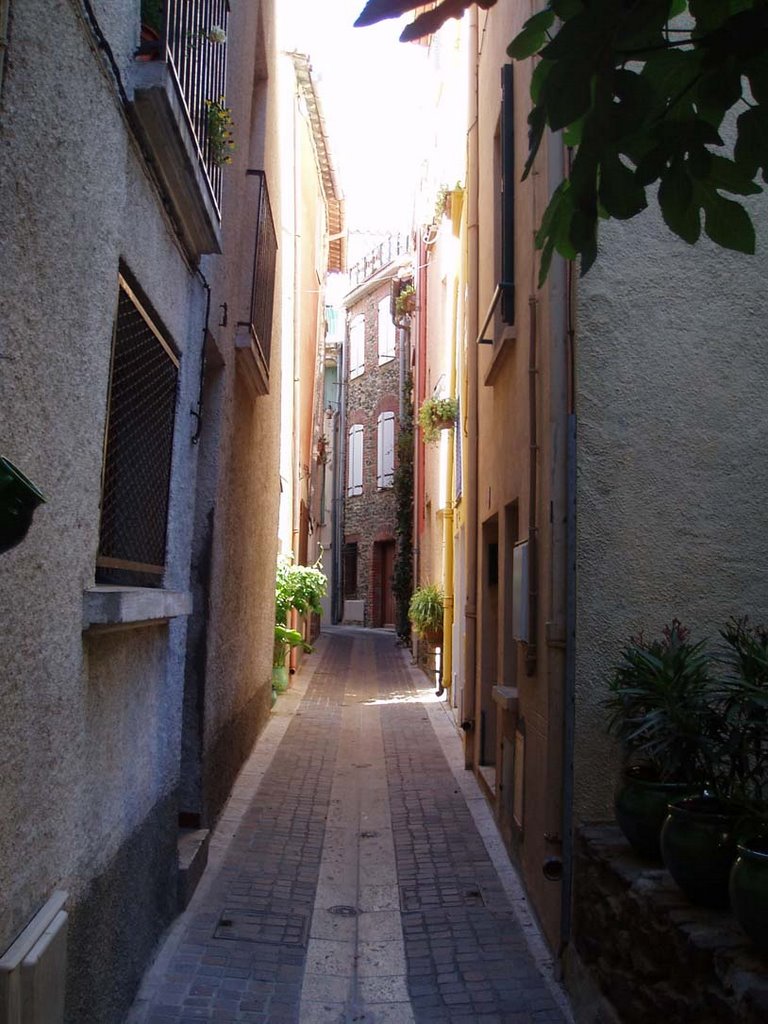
[507,9,555,60]
[701,190,756,253]
[658,163,701,243]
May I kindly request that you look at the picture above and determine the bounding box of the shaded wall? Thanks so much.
[574,200,768,822]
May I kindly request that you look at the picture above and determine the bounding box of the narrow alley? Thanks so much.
[127,629,571,1024]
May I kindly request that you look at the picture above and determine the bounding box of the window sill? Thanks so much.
[482,325,517,388]
[83,585,192,635]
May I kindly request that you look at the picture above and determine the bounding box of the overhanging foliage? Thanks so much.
[356,0,768,279]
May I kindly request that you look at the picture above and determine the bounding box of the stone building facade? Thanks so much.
[341,245,411,628]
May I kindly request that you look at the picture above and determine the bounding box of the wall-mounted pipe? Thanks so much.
[191,268,212,445]
[526,297,539,676]
[463,2,480,765]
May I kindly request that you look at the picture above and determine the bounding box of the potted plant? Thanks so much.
[138,0,163,59]
[720,618,768,942]
[408,583,444,645]
[272,624,309,694]
[660,618,768,909]
[273,557,327,693]
[0,457,45,555]
[418,396,458,445]
[604,620,716,861]
[205,97,235,166]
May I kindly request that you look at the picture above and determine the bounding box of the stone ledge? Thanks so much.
[569,824,768,1024]
[83,586,192,633]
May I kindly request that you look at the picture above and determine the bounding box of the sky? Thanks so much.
[279,1,432,256]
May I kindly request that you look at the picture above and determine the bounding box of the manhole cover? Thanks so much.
[328,905,358,917]
[214,909,309,946]
[359,830,379,839]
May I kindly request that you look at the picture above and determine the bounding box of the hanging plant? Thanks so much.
[395,284,416,319]
[418,396,458,445]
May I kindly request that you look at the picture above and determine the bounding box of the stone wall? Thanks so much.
[343,279,399,625]
[567,826,768,1024]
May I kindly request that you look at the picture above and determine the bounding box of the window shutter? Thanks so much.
[378,297,395,363]
[349,316,365,378]
[377,415,384,488]
[348,425,363,496]
[501,63,515,325]
[382,413,395,487]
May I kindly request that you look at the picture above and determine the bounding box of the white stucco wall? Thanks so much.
[574,197,768,821]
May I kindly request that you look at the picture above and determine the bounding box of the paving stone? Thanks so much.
[127,630,569,1024]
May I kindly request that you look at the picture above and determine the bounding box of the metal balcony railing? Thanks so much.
[240,170,278,369]
[348,233,413,289]
[139,0,230,211]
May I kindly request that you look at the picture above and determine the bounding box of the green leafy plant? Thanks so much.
[418,396,458,445]
[357,1,768,276]
[508,0,767,282]
[273,624,310,668]
[393,375,414,643]
[604,620,719,785]
[713,618,768,807]
[395,284,416,319]
[274,557,327,668]
[408,583,444,640]
[140,0,163,32]
[205,97,235,166]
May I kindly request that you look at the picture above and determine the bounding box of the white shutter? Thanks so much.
[347,425,363,496]
[378,297,395,364]
[349,316,365,378]
[377,415,384,488]
[382,413,395,487]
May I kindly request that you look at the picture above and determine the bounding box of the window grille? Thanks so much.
[96,276,179,587]
[239,169,278,372]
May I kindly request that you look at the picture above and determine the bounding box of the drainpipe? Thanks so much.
[462,6,480,766]
[526,297,539,676]
[438,270,461,697]
[333,320,348,624]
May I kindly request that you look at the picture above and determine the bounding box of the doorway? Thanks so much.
[373,538,396,627]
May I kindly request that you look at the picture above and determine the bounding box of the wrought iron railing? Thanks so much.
[239,170,278,369]
[348,233,413,288]
[139,0,230,210]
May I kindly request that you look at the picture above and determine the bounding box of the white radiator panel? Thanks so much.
[0,892,68,1024]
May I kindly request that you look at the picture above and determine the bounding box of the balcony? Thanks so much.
[131,0,230,256]
[235,170,278,397]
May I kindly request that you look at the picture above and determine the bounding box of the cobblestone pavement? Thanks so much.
[127,628,572,1024]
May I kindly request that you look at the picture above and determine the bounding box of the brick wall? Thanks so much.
[343,279,399,625]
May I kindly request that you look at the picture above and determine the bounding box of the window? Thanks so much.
[377,412,395,489]
[96,274,179,588]
[378,296,395,364]
[349,315,365,379]
[347,424,363,496]
[235,169,278,395]
[500,62,515,325]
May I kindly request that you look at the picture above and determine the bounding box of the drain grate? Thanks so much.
[328,905,358,917]
[359,830,379,839]
[399,883,486,912]
[214,908,309,947]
